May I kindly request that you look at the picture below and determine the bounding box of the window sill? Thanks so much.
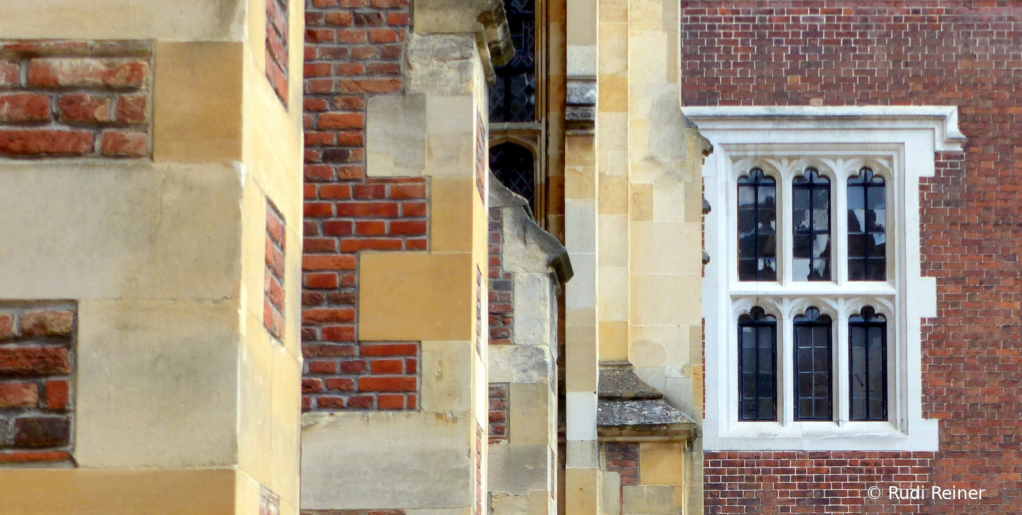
[704,418,940,451]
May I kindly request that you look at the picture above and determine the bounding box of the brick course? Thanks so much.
[266,0,290,106]
[0,40,151,159]
[0,302,76,465]
[488,382,509,442]
[683,2,1022,512]
[265,201,287,340]
[488,208,514,345]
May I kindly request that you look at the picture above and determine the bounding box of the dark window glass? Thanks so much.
[850,306,888,421]
[488,0,535,122]
[794,307,832,420]
[737,168,777,281]
[738,307,777,421]
[792,168,831,281]
[847,168,886,281]
[490,142,535,211]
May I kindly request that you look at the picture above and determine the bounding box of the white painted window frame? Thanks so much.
[686,106,964,452]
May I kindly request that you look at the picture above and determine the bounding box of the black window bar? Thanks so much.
[737,168,777,281]
[792,167,831,281]
[849,306,888,421]
[794,307,833,421]
[847,167,887,281]
[738,307,777,421]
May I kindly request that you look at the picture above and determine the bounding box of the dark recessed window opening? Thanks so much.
[794,307,832,421]
[737,168,777,281]
[738,307,777,421]
[848,167,887,281]
[849,306,888,421]
[489,0,535,122]
[792,167,831,281]
[490,142,535,210]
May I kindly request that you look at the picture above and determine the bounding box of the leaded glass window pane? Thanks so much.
[794,308,832,421]
[737,168,777,281]
[848,168,887,281]
[490,143,535,210]
[488,0,535,122]
[738,307,777,421]
[850,307,887,421]
[792,168,831,281]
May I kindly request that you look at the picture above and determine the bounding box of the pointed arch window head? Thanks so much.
[847,167,887,281]
[792,167,831,281]
[488,0,535,122]
[490,142,535,210]
[737,168,777,281]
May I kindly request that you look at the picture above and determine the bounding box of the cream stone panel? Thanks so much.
[597,113,628,152]
[638,443,684,486]
[565,200,596,252]
[359,252,473,341]
[432,177,476,253]
[598,75,628,113]
[513,274,554,347]
[597,267,627,322]
[238,311,274,489]
[0,469,237,515]
[627,32,668,85]
[651,174,689,223]
[75,299,239,468]
[564,468,599,515]
[491,493,529,515]
[424,96,476,177]
[626,0,663,32]
[489,345,553,384]
[598,215,628,267]
[564,309,597,392]
[599,149,628,179]
[684,176,703,222]
[407,510,471,515]
[302,413,473,509]
[598,24,627,76]
[0,0,245,40]
[598,321,628,363]
[601,472,621,515]
[598,175,628,215]
[565,167,596,199]
[630,222,701,275]
[510,383,551,445]
[621,485,674,515]
[235,468,262,515]
[599,0,627,22]
[629,325,689,370]
[154,42,244,162]
[565,135,597,168]
[0,162,242,301]
[367,94,428,177]
[270,342,302,504]
[489,444,551,494]
[565,253,595,309]
[629,274,701,326]
[421,340,474,412]
[528,490,551,515]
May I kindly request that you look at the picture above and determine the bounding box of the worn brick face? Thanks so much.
[488,383,509,442]
[488,208,514,345]
[0,302,76,465]
[684,2,1022,512]
[265,201,288,340]
[0,40,153,159]
[266,0,290,105]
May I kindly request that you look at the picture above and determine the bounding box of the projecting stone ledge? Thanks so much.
[597,363,697,443]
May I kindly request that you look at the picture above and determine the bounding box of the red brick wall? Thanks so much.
[683,2,1022,512]
[488,382,509,442]
[265,201,287,340]
[488,208,514,345]
[0,303,75,465]
[302,0,422,412]
[266,0,290,106]
[0,41,151,159]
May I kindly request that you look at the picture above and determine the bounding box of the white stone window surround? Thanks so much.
[686,106,965,452]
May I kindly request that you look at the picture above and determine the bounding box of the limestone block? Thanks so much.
[513,274,554,346]
[431,177,476,253]
[598,267,628,321]
[421,340,474,412]
[0,0,246,41]
[565,440,598,469]
[598,321,628,363]
[598,175,628,214]
[565,253,595,310]
[489,345,553,384]
[566,166,596,199]
[629,274,700,326]
[407,510,471,515]
[627,32,667,84]
[75,299,239,468]
[601,472,621,515]
[238,312,274,488]
[627,0,662,32]
[367,94,427,177]
[565,200,596,253]
[565,0,597,45]
[425,96,476,177]
[598,23,628,75]
[270,343,302,504]
[630,222,701,275]
[630,183,653,222]
[598,215,628,267]
[598,75,628,113]
[621,485,675,515]
[359,252,473,341]
[528,490,551,515]
[629,325,689,370]
[407,35,477,96]
[564,468,600,515]
[598,113,628,152]
[302,412,472,509]
[0,469,237,514]
[639,442,684,486]
[491,493,529,515]
[651,175,689,223]
[154,41,244,162]
[487,443,550,495]
[0,162,242,301]
[510,383,552,445]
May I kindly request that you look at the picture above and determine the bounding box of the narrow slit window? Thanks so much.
[792,168,831,281]
[738,307,777,421]
[737,168,777,281]
[794,307,832,421]
[847,168,887,281]
[849,307,888,421]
